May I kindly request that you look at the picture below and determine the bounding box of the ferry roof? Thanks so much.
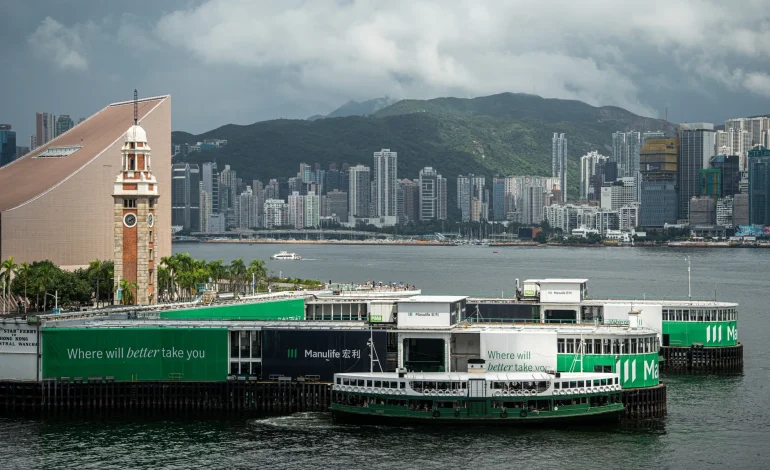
[524,279,588,284]
[336,371,617,381]
[451,323,658,336]
[42,319,373,330]
[399,295,467,303]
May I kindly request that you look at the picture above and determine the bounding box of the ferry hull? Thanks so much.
[330,407,623,427]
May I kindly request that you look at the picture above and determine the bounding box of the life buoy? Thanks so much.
[423,390,431,395]
[516,390,522,396]
[452,390,459,396]
[494,391,502,397]
[587,388,592,393]
[387,389,394,395]
[554,406,559,411]
[520,409,527,418]
[432,410,440,418]
[500,410,508,418]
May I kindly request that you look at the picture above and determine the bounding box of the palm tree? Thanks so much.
[1,256,19,313]
[207,260,227,292]
[119,279,138,305]
[16,262,31,313]
[229,258,247,293]
[248,259,267,293]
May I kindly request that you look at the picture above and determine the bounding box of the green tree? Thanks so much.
[119,279,138,306]
[1,256,19,313]
[534,232,547,244]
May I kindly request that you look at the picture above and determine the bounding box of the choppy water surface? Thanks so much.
[2,245,768,469]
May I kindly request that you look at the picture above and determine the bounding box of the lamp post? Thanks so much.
[45,290,58,312]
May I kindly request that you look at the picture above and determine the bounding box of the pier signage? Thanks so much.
[480,332,557,373]
[0,323,38,354]
[603,304,662,340]
[41,327,228,381]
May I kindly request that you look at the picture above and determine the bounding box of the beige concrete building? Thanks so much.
[0,95,171,270]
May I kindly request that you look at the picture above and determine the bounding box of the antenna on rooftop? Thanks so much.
[133,89,138,125]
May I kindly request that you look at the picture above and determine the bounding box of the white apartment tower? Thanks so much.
[552,133,568,202]
[373,149,398,218]
[580,151,609,201]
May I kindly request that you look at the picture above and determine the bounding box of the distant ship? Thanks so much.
[270,251,302,260]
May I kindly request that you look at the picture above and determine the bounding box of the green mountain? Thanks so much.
[172,92,668,205]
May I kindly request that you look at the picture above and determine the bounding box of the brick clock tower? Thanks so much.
[113,92,158,305]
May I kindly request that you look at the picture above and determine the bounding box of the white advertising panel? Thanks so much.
[603,304,663,339]
[397,303,452,328]
[480,331,557,373]
[539,283,581,303]
[0,323,39,380]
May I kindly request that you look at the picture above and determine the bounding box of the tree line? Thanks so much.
[0,254,321,313]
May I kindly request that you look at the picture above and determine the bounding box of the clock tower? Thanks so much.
[113,91,158,305]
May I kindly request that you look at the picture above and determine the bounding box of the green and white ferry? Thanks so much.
[330,362,624,426]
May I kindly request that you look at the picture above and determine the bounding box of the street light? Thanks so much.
[45,290,58,311]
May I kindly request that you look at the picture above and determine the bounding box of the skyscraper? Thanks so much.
[457,174,485,222]
[288,191,305,229]
[612,131,641,178]
[642,131,665,146]
[235,186,257,229]
[201,162,220,213]
[373,149,398,218]
[348,164,371,219]
[0,125,16,168]
[324,190,348,223]
[171,162,201,231]
[519,178,547,225]
[35,112,55,149]
[492,176,506,220]
[678,123,716,222]
[709,155,740,197]
[639,137,679,227]
[748,146,770,225]
[579,151,609,200]
[400,179,419,223]
[219,165,237,211]
[552,133,567,202]
[200,188,212,232]
[55,115,75,137]
[418,167,447,221]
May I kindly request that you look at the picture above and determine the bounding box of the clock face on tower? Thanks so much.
[148,213,154,227]
[124,213,137,228]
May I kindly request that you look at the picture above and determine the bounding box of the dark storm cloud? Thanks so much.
[4,0,770,141]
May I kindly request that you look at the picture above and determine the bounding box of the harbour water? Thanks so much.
[2,245,767,469]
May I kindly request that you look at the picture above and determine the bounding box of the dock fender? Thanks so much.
[520,409,527,418]
[432,410,440,418]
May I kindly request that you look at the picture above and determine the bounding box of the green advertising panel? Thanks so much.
[42,327,228,381]
[662,321,738,347]
[160,298,305,321]
[557,352,659,389]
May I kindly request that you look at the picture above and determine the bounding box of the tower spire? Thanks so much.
[133,89,138,125]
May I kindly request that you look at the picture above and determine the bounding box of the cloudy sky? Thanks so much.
[4,0,770,141]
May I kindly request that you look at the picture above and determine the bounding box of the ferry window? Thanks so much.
[239,331,250,359]
[604,339,611,354]
[557,338,565,353]
[366,380,372,387]
[676,309,682,321]
[696,310,702,322]
[585,340,593,354]
[250,331,260,359]
[630,338,637,354]
[601,379,607,386]
[554,382,560,389]
[374,381,382,388]
[612,340,620,355]
[359,380,366,386]
[594,339,602,354]
[593,380,600,386]
[400,382,406,389]
[615,377,619,384]
[337,378,341,384]
[566,338,575,354]
[577,381,585,388]
[662,309,668,320]
[343,378,349,386]
[569,381,577,388]
[537,382,548,392]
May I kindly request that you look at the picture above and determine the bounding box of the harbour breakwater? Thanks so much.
[0,379,666,420]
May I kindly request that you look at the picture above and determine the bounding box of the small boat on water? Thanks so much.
[330,365,624,426]
[270,251,301,260]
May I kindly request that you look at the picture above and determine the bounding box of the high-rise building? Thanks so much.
[552,133,567,202]
[171,162,201,231]
[0,124,16,168]
[34,112,55,149]
[457,174,485,222]
[288,191,305,229]
[725,117,769,147]
[348,164,371,219]
[640,180,678,227]
[612,131,641,178]
[580,151,609,200]
[400,179,419,223]
[200,188,212,232]
[235,186,257,229]
[325,169,342,193]
[263,199,288,228]
[324,190,348,223]
[748,146,770,225]
[55,115,75,137]
[640,138,678,181]
[715,130,730,155]
[418,167,446,221]
[689,196,716,225]
[219,165,237,211]
[373,149,398,218]
[601,177,636,210]
[733,193,750,226]
[252,180,265,227]
[699,168,722,200]
[201,162,219,213]
[642,131,666,146]
[716,196,733,227]
[265,179,279,200]
[304,193,320,228]
[678,123,716,222]
[299,163,312,184]
[709,155,740,197]
[112,121,159,305]
[519,180,546,225]
[492,176,506,220]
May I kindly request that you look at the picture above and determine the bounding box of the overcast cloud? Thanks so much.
[4,0,770,141]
